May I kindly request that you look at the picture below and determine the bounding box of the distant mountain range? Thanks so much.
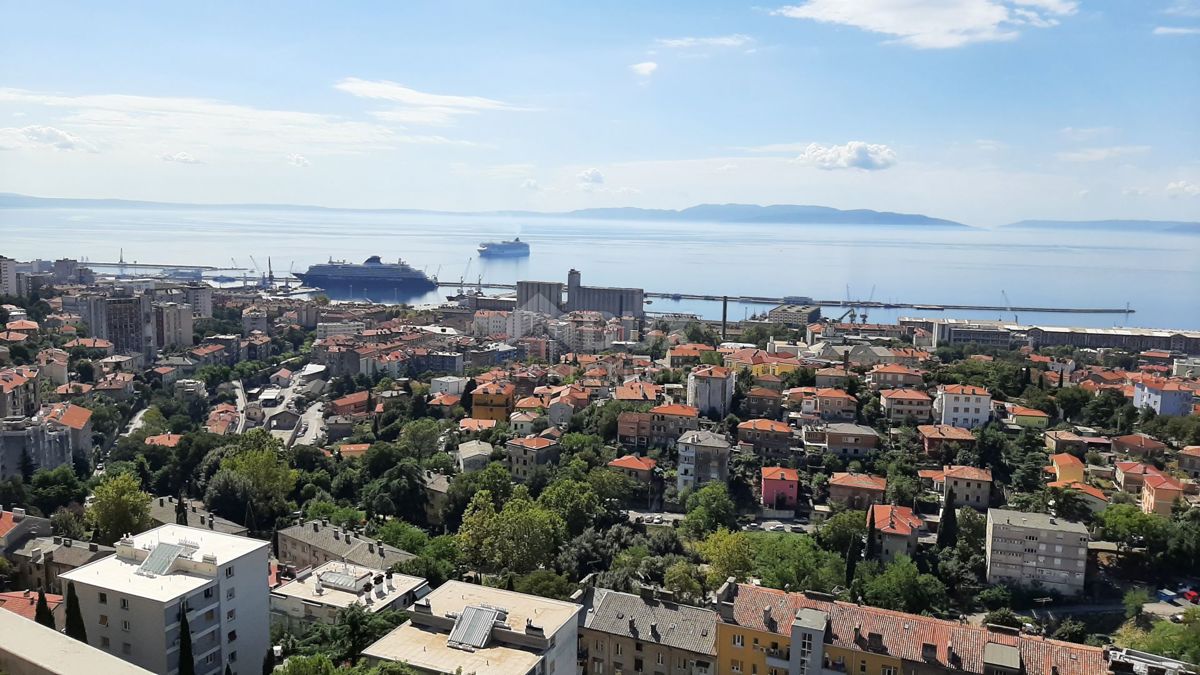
[1003,219,1200,235]
[0,192,968,228]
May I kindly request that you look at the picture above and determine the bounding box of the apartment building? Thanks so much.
[737,418,793,458]
[60,524,270,675]
[153,302,194,351]
[712,582,1108,675]
[986,509,1089,596]
[933,384,992,429]
[922,465,993,509]
[801,422,880,458]
[828,472,887,509]
[579,588,717,675]
[1133,378,1194,417]
[471,381,516,422]
[506,435,560,482]
[363,581,580,675]
[880,388,933,423]
[1141,475,1184,516]
[269,561,429,633]
[687,366,736,419]
[677,430,732,493]
[276,520,414,570]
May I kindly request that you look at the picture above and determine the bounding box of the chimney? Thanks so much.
[208,518,214,530]
[199,515,206,526]
[63,538,72,548]
[368,543,375,554]
[311,522,319,532]
[159,497,165,507]
[333,530,340,540]
[53,536,62,545]
[89,543,98,552]
[191,505,197,513]
[628,618,636,634]
[12,507,25,522]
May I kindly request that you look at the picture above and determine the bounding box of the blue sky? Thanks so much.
[0,0,1198,225]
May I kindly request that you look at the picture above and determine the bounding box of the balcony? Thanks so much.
[765,648,790,668]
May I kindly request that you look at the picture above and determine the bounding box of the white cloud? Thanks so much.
[1166,180,1200,197]
[1165,0,1200,18]
[1056,145,1151,162]
[0,124,96,151]
[656,34,755,48]
[772,0,1076,49]
[160,151,200,164]
[1059,126,1115,141]
[287,153,310,167]
[630,62,659,77]
[521,178,541,191]
[334,77,528,127]
[795,141,897,170]
[1153,26,1200,35]
[577,168,605,184]
[0,87,473,157]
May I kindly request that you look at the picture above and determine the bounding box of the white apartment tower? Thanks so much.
[60,524,270,675]
[986,508,1089,596]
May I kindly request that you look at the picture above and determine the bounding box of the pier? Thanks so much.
[436,281,1133,315]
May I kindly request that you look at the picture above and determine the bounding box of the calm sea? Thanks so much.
[2,207,1198,331]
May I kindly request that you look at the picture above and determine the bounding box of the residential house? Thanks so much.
[471,381,516,422]
[687,366,736,419]
[677,430,732,493]
[330,390,370,418]
[802,422,880,458]
[277,520,414,569]
[8,536,114,595]
[1044,430,1088,455]
[666,343,715,368]
[828,473,887,509]
[736,419,793,458]
[1179,446,1200,479]
[867,363,924,389]
[0,603,154,675]
[1046,453,1086,485]
[814,367,850,389]
[1114,461,1163,494]
[147,496,248,536]
[1112,433,1167,458]
[879,388,933,423]
[608,454,657,483]
[761,466,800,510]
[1141,475,1184,516]
[1006,404,1050,429]
[1133,378,1193,416]
[743,387,783,420]
[933,384,992,429]
[869,504,925,563]
[922,465,993,509]
[814,388,857,420]
[455,440,493,473]
[917,424,976,457]
[506,435,560,482]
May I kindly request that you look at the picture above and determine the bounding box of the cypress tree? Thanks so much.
[225,666,233,675]
[175,492,189,526]
[844,530,862,587]
[937,488,959,550]
[35,589,56,630]
[64,582,87,642]
[864,507,880,562]
[178,604,195,675]
[262,646,277,675]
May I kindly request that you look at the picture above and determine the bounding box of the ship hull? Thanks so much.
[293,273,436,300]
[478,248,529,258]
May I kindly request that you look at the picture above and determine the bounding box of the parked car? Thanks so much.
[1183,590,1199,604]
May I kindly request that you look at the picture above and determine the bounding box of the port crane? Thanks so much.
[1002,290,1017,324]
[859,285,876,324]
[459,257,473,295]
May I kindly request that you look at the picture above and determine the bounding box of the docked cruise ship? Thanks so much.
[477,238,530,258]
[294,256,437,296]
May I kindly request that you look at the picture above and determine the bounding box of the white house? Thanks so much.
[686,365,736,419]
[933,384,992,429]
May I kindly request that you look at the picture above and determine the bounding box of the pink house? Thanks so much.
[761,466,800,509]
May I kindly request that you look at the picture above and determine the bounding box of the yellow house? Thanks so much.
[470,381,515,422]
[1007,404,1050,429]
[1048,452,1085,484]
[712,581,1108,675]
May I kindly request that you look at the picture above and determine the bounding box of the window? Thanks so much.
[121,619,130,632]
[227,630,237,643]
[119,597,129,610]
[882,667,897,675]
[226,587,236,600]
[101,637,110,649]
[615,643,622,656]
[657,653,664,665]
[733,634,745,647]
[204,587,214,599]
[225,565,235,578]
[99,614,109,626]
[229,651,237,663]
[226,608,236,621]
[122,642,131,655]
[860,661,867,673]
[731,661,743,673]
[98,592,108,605]
[206,654,216,665]
[205,609,216,621]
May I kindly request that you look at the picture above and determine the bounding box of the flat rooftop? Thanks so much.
[420,580,580,636]
[271,561,427,611]
[988,508,1089,534]
[364,622,540,675]
[61,524,268,602]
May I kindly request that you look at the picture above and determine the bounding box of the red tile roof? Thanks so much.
[691,365,732,379]
[335,443,371,458]
[1047,480,1107,502]
[917,424,975,441]
[762,466,799,482]
[941,465,993,481]
[608,455,657,472]
[1008,404,1049,418]
[880,389,931,401]
[649,403,699,417]
[459,418,497,432]
[508,435,557,450]
[0,591,63,622]
[829,472,887,491]
[941,384,990,396]
[42,403,92,430]
[1050,453,1084,468]
[738,418,791,433]
[145,433,183,448]
[815,387,856,400]
[1112,434,1167,451]
[870,504,923,536]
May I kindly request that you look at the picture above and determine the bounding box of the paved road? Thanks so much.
[627,510,685,526]
[122,407,149,437]
[294,401,326,447]
[233,380,248,434]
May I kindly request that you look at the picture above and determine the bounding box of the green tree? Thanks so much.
[937,492,959,550]
[64,582,87,642]
[375,519,429,554]
[664,561,704,603]
[35,589,55,629]
[537,478,601,536]
[681,483,737,537]
[87,472,152,544]
[513,570,576,600]
[698,528,754,587]
[984,607,1023,628]
[817,509,867,554]
[864,508,879,562]
[277,654,337,675]
[862,556,948,614]
[752,533,844,593]
[175,492,189,525]
[1123,588,1150,619]
[30,465,88,516]
[51,507,87,539]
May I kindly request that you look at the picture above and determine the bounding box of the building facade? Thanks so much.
[986,509,1088,596]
